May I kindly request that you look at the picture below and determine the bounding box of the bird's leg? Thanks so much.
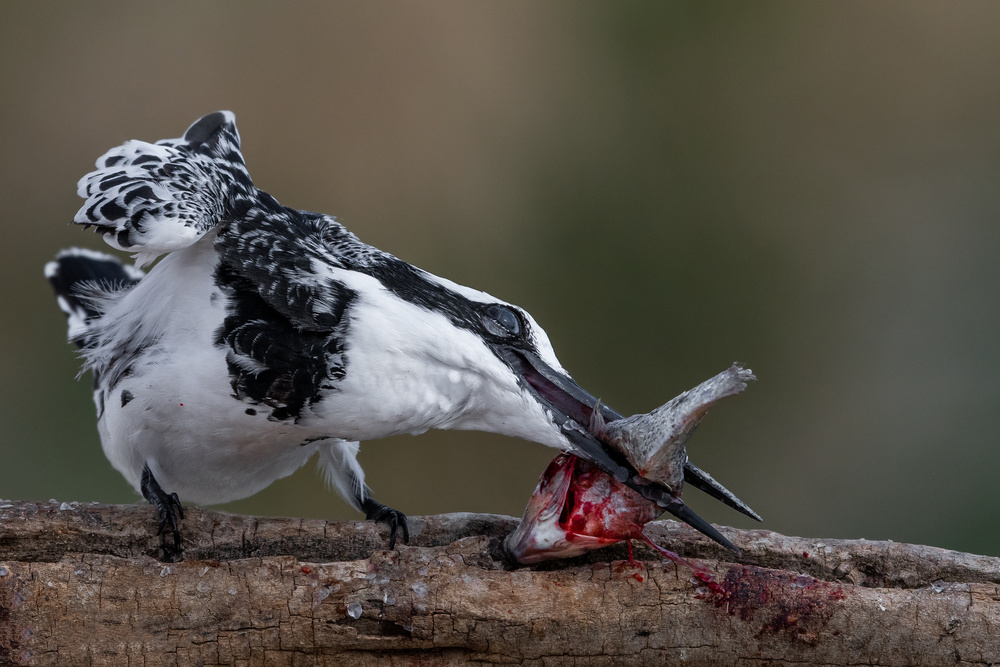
[360,497,409,550]
[140,464,184,562]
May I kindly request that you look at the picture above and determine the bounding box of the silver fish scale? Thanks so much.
[604,364,755,495]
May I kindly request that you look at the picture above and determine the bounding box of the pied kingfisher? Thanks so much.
[47,112,758,561]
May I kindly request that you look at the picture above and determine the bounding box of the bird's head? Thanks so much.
[200,122,755,552]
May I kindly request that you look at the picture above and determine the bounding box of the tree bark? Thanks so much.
[1,500,998,666]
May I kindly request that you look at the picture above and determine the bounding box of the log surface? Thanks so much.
[1,499,998,666]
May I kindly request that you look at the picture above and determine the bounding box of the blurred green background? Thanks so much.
[3,2,1000,556]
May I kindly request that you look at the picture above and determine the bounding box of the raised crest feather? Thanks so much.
[74,111,255,267]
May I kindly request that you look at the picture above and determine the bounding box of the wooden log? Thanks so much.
[1,499,998,665]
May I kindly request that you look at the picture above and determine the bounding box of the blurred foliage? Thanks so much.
[2,1,1000,555]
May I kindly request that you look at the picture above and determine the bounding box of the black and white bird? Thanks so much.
[47,111,759,560]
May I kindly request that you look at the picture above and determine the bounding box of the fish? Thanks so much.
[505,364,756,565]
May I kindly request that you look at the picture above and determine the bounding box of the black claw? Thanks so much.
[140,464,184,562]
[361,498,409,550]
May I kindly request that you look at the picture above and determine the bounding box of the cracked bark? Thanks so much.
[1,500,999,666]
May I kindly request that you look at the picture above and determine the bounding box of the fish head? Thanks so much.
[505,453,661,564]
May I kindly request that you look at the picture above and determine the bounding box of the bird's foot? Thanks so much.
[361,498,409,550]
[140,464,185,562]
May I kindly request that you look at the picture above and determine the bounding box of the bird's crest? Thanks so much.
[75,111,254,267]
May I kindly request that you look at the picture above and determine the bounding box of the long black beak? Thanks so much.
[496,347,760,554]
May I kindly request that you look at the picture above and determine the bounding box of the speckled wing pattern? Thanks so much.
[74,111,254,266]
[213,200,369,422]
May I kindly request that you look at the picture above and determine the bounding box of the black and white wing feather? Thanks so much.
[74,111,255,266]
[213,202,364,422]
[44,247,144,348]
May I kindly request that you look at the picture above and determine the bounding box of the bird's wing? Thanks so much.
[75,111,254,267]
[213,203,366,420]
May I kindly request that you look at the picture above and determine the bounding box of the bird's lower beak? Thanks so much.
[494,346,744,554]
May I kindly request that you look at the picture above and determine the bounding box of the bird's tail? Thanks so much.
[74,111,255,267]
[45,248,144,348]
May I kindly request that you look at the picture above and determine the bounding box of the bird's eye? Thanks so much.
[484,304,521,337]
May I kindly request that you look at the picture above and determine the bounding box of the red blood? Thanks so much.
[301,566,312,574]
[509,452,718,593]
[803,551,809,558]
[712,564,849,634]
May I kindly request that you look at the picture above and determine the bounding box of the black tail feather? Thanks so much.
[45,248,142,347]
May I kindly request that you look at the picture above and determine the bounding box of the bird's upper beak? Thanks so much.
[494,347,759,554]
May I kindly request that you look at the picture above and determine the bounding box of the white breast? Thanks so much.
[94,236,326,504]
[306,268,567,449]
